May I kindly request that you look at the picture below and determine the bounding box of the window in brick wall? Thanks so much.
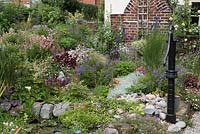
[138,0,148,39]
[191,2,200,26]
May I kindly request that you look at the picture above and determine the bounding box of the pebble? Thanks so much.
[104,128,119,134]
[168,124,181,132]
[116,108,124,114]
[176,121,186,129]
[146,94,156,100]
[159,112,166,120]
[40,104,54,119]
[0,101,11,111]
[113,115,121,119]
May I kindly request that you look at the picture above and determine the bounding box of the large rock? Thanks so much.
[40,104,54,119]
[0,101,11,111]
[168,124,181,132]
[32,102,43,119]
[159,112,166,120]
[104,128,119,134]
[144,104,156,115]
[146,94,156,100]
[176,121,186,129]
[53,102,70,117]
[156,100,167,108]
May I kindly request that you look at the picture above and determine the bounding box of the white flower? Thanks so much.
[174,25,179,28]
[184,38,188,42]
[25,86,31,92]
[181,23,185,26]
[3,122,9,126]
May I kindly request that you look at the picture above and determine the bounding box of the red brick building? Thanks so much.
[80,0,101,8]
[110,0,172,42]
[12,0,29,5]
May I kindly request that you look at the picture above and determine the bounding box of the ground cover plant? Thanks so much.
[0,0,200,134]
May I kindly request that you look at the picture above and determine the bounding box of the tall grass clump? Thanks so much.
[143,31,167,69]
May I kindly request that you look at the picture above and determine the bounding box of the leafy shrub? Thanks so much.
[26,44,50,61]
[0,44,23,85]
[192,54,200,78]
[86,24,122,54]
[93,85,110,98]
[76,51,110,87]
[53,50,77,69]
[32,3,63,26]
[59,37,78,50]
[60,107,109,132]
[0,3,29,34]
[60,81,89,102]
[114,61,136,77]
[126,83,147,94]
[184,74,199,89]
[132,39,146,55]
[80,3,98,20]
[1,32,24,45]
[143,31,166,69]
[185,92,200,110]
[127,67,167,94]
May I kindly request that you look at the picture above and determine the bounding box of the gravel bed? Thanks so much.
[183,112,200,134]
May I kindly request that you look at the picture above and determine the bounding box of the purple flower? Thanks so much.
[122,27,126,38]
[75,130,82,134]
[44,79,48,86]
[152,70,158,77]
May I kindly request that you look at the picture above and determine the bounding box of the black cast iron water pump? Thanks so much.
[163,25,177,124]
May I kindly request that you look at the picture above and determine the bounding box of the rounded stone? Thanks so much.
[146,94,156,100]
[0,102,11,111]
[32,102,43,119]
[53,102,70,117]
[168,124,181,132]
[176,121,186,129]
[40,104,54,119]
[104,128,119,134]
[159,112,166,120]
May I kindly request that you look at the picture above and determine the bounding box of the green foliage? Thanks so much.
[143,31,167,69]
[32,3,63,26]
[192,54,200,78]
[126,83,147,94]
[60,81,89,102]
[185,92,200,110]
[0,44,23,85]
[123,116,167,134]
[127,67,167,95]
[0,81,7,97]
[60,107,109,132]
[114,61,136,77]
[1,32,24,45]
[98,0,104,22]
[93,85,110,98]
[0,3,29,34]
[59,37,78,50]
[0,112,29,133]
[86,24,121,54]
[26,44,50,62]
[77,51,112,87]
[55,20,92,50]
[12,76,52,114]
[132,39,146,56]
[80,3,98,20]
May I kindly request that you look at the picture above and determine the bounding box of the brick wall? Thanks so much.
[110,0,172,43]
[12,0,29,5]
[80,0,101,8]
